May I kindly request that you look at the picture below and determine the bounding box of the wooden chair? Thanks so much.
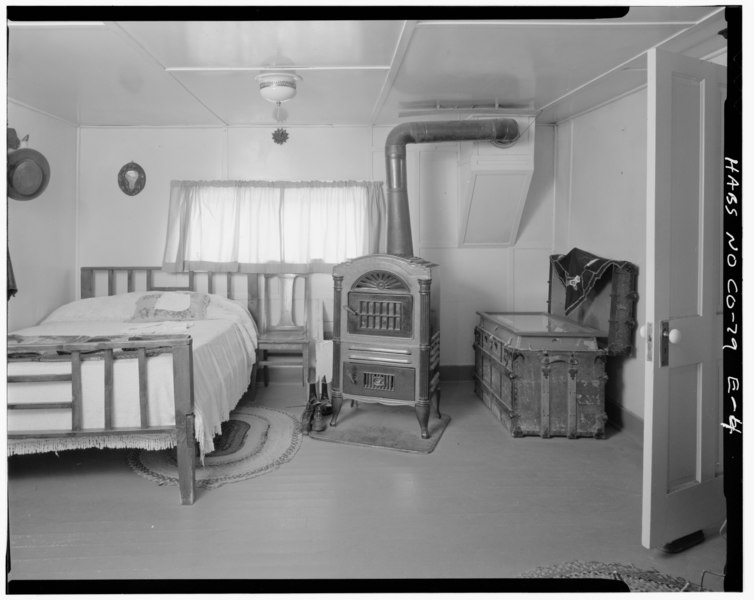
[256,274,312,388]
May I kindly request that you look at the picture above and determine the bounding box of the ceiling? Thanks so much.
[6,6,727,128]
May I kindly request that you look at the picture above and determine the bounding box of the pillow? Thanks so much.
[130,292,210,322]
[43,292,144,323]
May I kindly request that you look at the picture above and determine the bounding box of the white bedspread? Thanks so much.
[7,293,258,458]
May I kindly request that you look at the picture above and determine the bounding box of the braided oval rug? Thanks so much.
[128,405,302,489]
[520,561,705,592]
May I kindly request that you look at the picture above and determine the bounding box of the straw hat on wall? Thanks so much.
[8,147,51,201]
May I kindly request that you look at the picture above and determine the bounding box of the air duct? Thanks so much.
[384,118,519,256]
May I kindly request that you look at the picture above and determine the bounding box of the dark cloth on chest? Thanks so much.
[551,248,631,315]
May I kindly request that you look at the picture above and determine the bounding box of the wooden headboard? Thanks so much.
[80,267,261,322]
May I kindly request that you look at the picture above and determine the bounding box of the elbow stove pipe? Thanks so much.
[384,118,519,257]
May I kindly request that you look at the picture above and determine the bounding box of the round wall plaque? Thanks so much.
[118,162,146,196]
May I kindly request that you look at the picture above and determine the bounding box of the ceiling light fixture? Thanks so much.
[255,72,302,104]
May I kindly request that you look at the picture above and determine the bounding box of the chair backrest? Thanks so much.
[257,273,311,336]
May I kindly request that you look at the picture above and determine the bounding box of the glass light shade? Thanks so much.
[256,72,301,103]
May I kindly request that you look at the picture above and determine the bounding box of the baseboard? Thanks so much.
[440,364,475,381]
[260,365,476,384]
[256,366,304,384]
[259,364,643,444]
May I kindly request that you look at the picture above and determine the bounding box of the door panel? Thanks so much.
[642,48,726,549]
[668,72,702,319]
[666,364,699,490]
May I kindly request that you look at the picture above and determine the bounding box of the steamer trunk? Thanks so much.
[473,312,608,438]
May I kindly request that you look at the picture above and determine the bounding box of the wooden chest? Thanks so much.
[473,312,608,438]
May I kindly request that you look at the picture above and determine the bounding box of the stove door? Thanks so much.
[346,292,413,337]
[343,362,415,401]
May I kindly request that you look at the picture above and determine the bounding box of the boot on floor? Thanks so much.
[300,382,318,434]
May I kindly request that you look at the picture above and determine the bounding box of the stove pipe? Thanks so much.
[384,118,520,257]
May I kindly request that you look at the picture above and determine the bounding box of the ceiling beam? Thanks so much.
[108,21,229,126]
[165,66,391,73]
[368,20,418,126]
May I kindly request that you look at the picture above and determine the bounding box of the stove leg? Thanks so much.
[330,390,343,426]
[416,402,430,439]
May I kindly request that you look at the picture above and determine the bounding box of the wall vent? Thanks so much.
[458,116,535,247]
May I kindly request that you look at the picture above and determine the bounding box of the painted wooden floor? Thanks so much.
[6,380,727,592]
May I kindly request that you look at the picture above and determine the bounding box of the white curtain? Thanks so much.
[162,180,386,274]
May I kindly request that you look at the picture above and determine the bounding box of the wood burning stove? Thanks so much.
[329,118,519,440]
[329,255,440,438]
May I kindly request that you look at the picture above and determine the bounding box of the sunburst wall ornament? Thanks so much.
[272,128,289,145]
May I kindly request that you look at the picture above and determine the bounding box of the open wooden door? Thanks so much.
[642,48,727,549]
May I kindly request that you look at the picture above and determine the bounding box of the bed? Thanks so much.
[6,267,260,505]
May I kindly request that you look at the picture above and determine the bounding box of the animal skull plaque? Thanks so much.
[118,162,146,196]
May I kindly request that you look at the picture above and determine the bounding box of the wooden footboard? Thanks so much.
[7,335,197,505]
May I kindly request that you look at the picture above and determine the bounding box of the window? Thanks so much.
[162,180,386,274]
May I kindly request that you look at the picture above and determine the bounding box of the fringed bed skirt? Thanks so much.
[8,432,177,456]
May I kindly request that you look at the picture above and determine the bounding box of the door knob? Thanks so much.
[639,325,647,338]
[664,328,682,344]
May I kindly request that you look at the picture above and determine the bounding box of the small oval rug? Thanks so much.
[127,405,302,489]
